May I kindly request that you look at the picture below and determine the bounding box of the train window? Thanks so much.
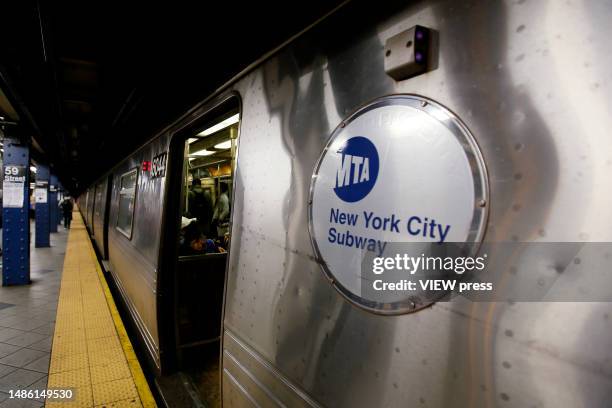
[116,168,138,239]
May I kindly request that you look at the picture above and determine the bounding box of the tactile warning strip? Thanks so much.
[46,210,156,407]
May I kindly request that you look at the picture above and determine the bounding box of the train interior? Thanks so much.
[166,101,239,407]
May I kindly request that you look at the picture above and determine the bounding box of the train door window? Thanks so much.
[116,168,138,239]
[171,100,239,407]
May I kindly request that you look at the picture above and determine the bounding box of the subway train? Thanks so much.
[78,1,612,407]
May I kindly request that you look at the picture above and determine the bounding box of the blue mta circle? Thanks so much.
[333,136,379,202]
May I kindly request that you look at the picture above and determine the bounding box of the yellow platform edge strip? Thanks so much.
[79,212,158,408]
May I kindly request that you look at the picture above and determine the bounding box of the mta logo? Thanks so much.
[334,136,379,202]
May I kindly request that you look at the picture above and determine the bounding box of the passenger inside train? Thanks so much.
[179,216,226,255]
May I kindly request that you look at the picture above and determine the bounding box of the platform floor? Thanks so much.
[0,212,156,407]
[46,213,155,408]
[0,221,67,407]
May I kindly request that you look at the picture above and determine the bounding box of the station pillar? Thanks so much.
[34,164,50,247]
[49,174,59,233]
[2,138,30,285]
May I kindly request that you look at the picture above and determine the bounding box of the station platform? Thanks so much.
[0,211,156,407]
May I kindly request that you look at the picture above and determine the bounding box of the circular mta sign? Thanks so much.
[308,95,489,314]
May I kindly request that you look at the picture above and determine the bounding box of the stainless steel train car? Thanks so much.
[78,1,612,407]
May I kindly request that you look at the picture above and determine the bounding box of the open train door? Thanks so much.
[157,96,240,407]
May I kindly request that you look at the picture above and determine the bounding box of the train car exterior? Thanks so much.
[83,1,612,407]
[106,136,170,368]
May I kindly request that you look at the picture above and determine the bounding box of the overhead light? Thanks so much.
[197,113,239,136]
[187,138,198,144]
[214,140,232,149]
[191,149,215,157]
[188,157,196,161]
[0,148,3,152]
[30,166,37,173]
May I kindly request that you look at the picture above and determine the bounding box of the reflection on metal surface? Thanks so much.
[223,329,321,408]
